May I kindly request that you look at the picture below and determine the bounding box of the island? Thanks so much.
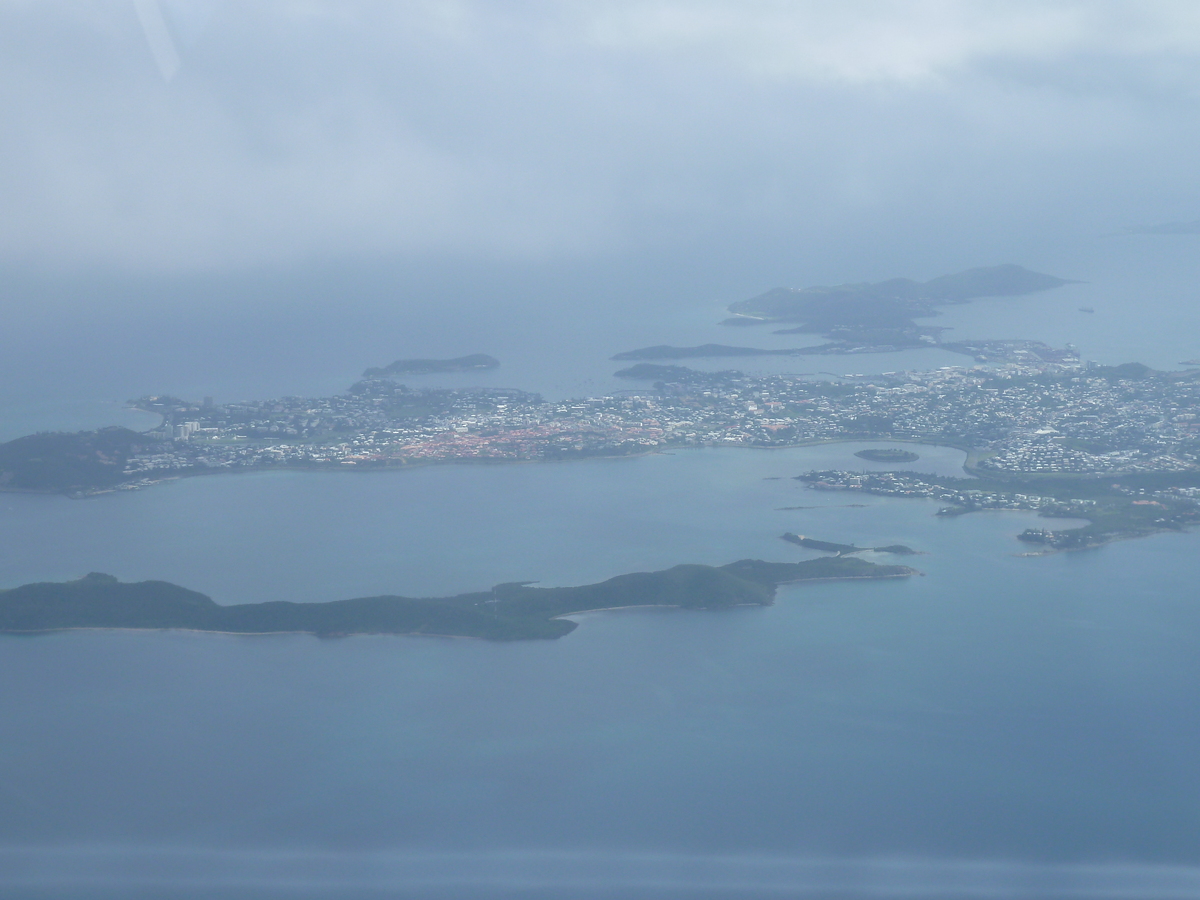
[5,339,1200,562]
[0,559,917,641]
[363,354,499,378]
[854,448,919,463]
[720,264,1075,355]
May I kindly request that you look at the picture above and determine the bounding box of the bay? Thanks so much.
[0,441,970,602]
[4,234,1200,897]
[1,442,1199,899]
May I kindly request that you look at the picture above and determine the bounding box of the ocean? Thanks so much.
[1,235,1199,897]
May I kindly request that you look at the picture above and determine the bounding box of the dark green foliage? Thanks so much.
[0,558,916,641]
[0,428,167,492]
[726,266,1073,349]
[1086,362,1153,381]
[920,264,1074,301]
[613,363,702,380]
[781,534,858,553]
[0,572,219,630]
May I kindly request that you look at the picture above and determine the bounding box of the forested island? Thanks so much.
[613,266,1075,362]
[721,264,1074,353]
[0,558,916,641]
[363,354,499,377]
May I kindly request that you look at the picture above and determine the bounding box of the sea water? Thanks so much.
[1,443,1199,898]
[2,236,1200,897]
[5,235,1198,442]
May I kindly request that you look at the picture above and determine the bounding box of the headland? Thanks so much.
[363,354,500,377]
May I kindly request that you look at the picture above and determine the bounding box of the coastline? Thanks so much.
[7,426,1188,555]
[0,564,916,641]
[3,435,979,500]
[0,625,488,640]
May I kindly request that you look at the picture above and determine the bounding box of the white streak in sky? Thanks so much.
[133,0,181,81]
[3,847,1200,896]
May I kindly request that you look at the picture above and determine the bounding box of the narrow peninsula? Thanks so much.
[781,533,918,555]
[364,354,499,377]
[0,559,916,641]
[612,344,814,362]
[797,470,1200,552]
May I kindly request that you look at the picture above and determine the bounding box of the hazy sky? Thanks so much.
[2,1,1199,275]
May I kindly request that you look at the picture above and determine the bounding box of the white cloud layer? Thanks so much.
[1,1,1199,272]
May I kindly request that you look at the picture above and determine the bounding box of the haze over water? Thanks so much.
[2,234,1198,442]
[3,237,1200,898]
[6,3,1200,896]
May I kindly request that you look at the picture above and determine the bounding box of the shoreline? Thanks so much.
[1013,524,1179,556]
[3,436,980,500]
[0,570,917,641]
[0,625,486,640]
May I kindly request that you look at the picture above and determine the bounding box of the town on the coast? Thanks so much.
[5,337,1200,550]
[121,351,1200,482]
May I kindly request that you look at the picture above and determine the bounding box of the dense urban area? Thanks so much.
[120,347,1200,484]
[4,340,1200,550]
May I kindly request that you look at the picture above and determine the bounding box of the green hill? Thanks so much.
[727,265,1075,337]
[0,428,167,493]
[0,558,916,641]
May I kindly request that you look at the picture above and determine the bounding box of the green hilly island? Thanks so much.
[728,264,1073,325]
[0,558,916,641]
[718,264,1075,351]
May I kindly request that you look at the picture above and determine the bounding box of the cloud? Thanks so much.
[1,1,1199,273]
[577,1,1200,85]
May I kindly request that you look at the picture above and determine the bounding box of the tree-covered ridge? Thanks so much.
[729,264,1073,327]
[722,264,1074,352]
[0,558,915,641]
[0,427,167,493]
